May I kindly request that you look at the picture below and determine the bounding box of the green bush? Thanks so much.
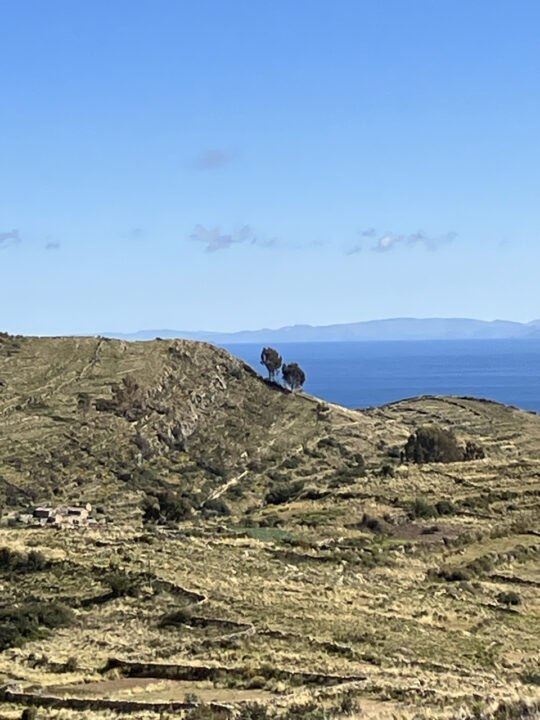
[437,567,472,582]
[410,498,437,519]
[159,607,193,628]
[203,497,231,516]
[142,490,192,523]
[237,704,270,720]
[435,500,457,516]
[106,573,139,598]
[0,547,46,574]
[265,480,304,505]
[463,440,485,460]
[64,656,78,672]
[497,590,521,607]
[360,513,384,533]
[404,425,463,464]
[0,601,73,651]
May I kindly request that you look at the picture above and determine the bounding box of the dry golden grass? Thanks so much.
[0,336,539,719]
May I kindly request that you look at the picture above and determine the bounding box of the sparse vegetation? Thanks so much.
[0,337,537,720]
[106,572,139,598]
[0,602,73,651]
[0,547,46,574]
[265,480,305,505]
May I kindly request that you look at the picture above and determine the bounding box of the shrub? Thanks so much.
[466,555,494,576]
[64,656,78,672]
[438,567,472,582]
[360,513,384,533]
[159,608,193,628]
[497,590,521,607]
[337,692,361,716]
[463,440,485,460]
[106,573,139,598]
[0,601,73,651]
[520,668,540,685]
[143,491,192,523]
[281,702,326,720]
[0,547,46,574]
[203,497,231,516]
[404,425,463,463]
[265,480,304,505]
[435,500,457,516]
[33,601,74,628]
[410,498,437,519]
[237,703,270,720]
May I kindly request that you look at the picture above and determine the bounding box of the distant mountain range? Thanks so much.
[102,317,540,344]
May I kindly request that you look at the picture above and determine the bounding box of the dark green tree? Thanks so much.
[282,362,306,391]
[260,347,282,381]
[404,425,463,464]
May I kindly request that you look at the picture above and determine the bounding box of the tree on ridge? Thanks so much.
[282,362,306,391]
[260,347,282,381]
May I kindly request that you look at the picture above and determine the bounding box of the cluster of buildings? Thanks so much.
[18,503,100,528]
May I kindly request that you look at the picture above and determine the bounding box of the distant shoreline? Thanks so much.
[100,317,540,344]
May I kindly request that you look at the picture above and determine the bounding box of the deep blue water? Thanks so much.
[223,340,540,414]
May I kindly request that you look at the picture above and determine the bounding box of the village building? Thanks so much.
[26,503,94,528]
[33,507,52,520]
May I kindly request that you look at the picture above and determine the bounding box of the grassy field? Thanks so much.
[0,335,538,719]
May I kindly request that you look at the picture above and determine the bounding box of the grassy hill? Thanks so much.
[0,334,538,720]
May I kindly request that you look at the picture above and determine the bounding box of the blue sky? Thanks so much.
[2,0,540,334]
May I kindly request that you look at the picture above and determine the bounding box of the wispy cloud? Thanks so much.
[45,242,60,250]
[193,149,235,171]
[190,224,275,253]
[0,229,20,250]
[405,230,457,251]
[373,230,457,252]
[373,234,402,252]
[346,228,376,255]
[347,227,457,254]
[360,228,377,238]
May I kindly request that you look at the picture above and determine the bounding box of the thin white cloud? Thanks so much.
[190,224,276,252]
[346,228,457,255]
[372,229,457,253]
[374,234,401,252]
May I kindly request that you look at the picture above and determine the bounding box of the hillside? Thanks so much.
[0,334,539,720]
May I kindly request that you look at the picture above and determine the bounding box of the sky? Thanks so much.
[2,0,540,335]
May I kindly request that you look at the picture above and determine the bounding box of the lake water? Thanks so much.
[223,340,540,414]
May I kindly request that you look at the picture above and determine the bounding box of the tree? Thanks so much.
[282,362,306,391]
[404,425,463,464]
[260,347,282,381]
